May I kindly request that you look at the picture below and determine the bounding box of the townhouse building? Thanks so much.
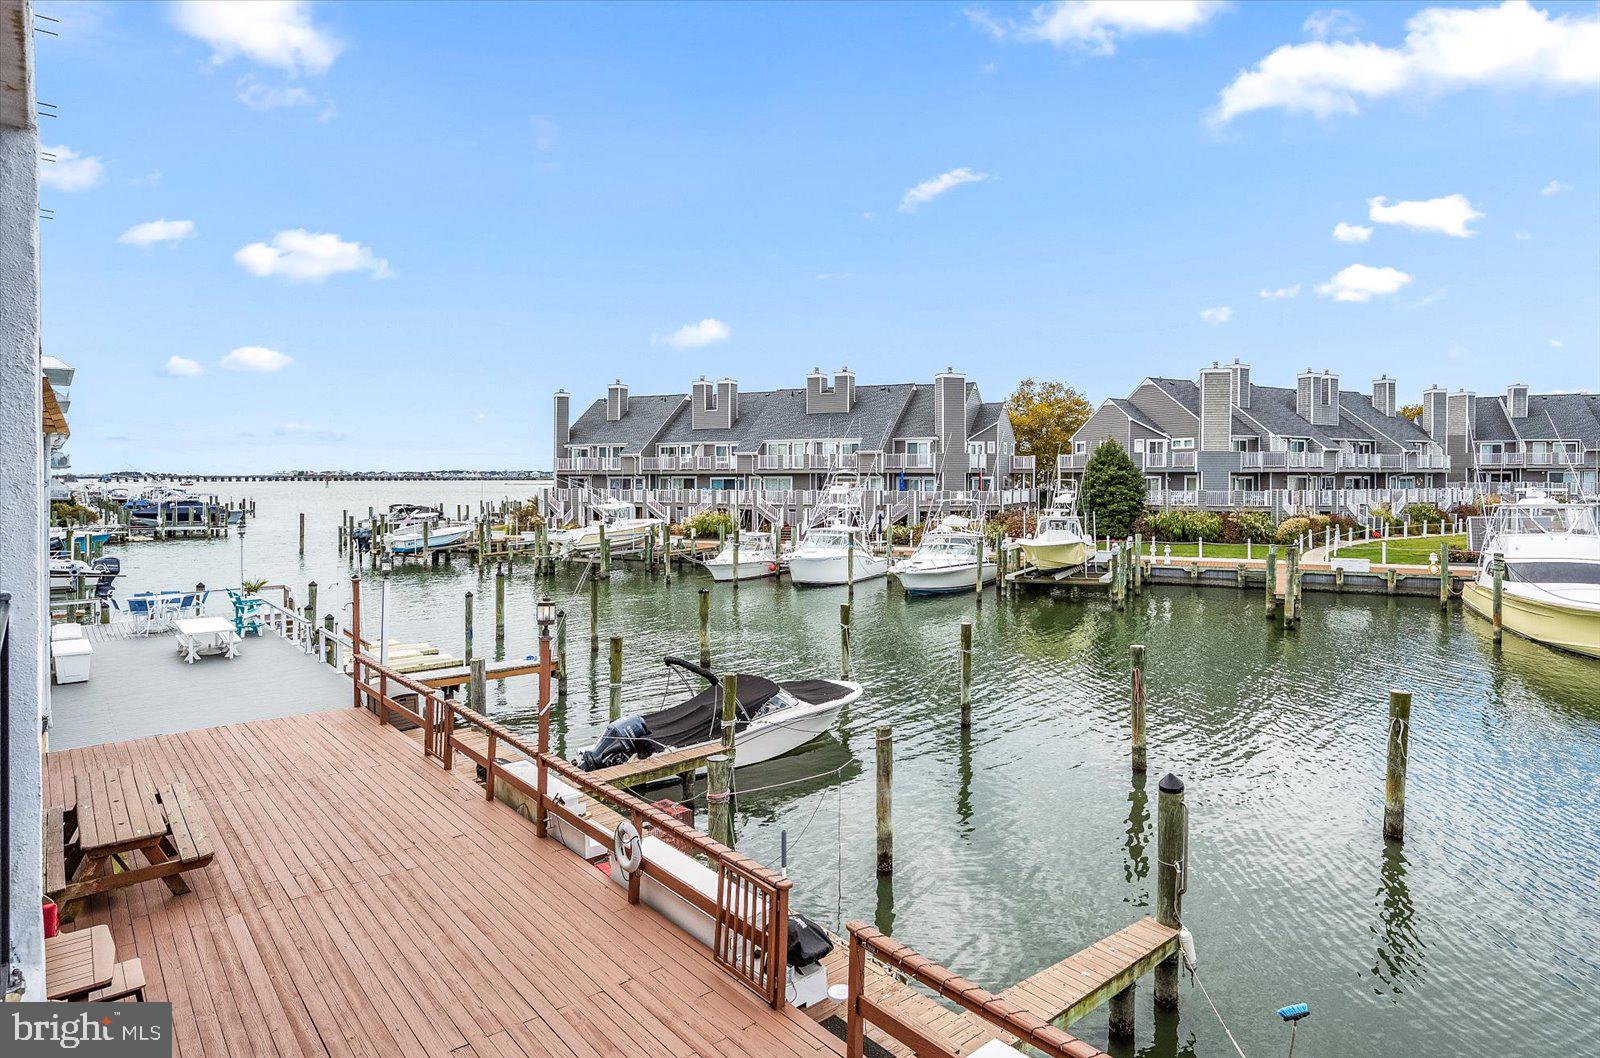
[1445,383,1600,497]
[1060,362,1452,511]
[552,368,1027,502]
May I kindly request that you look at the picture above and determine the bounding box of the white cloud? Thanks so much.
[1368,193,1483,237]
[1316,263,1413,302]
[172,0,341,75]
[165,356,203,377]
[969,1,1229,55]
[1304,9,1361,40]
[1199,306,1233,324]
[38,145,105,191]
[221,346,293,372]
[1333,221,1372,243]
[1212,1,1600,124]
[899,167,990,212]
[654,318,732,349]
[1549,338,1563,348]
[234,229,391,282]
[237,76,317,110]
[815,272,852,281]
[1541,179,1572,196]
[1259,284,1301,299]
[118,219,196,246]
[1514,229,1533,240]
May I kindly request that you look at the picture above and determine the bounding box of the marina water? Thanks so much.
[111,481,1600,1056]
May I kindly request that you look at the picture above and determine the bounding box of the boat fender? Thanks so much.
[613,820,643,878]
[1178,926,1197,971]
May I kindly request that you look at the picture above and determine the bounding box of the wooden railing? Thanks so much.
[347,644,792,1010]
[846,923,1103,1058]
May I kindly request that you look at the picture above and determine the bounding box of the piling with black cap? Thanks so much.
[1154,772,1186,1010]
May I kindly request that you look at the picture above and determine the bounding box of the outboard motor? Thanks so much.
[785,913,834,1007]
[91,556,121,575]
[578,714,652,771]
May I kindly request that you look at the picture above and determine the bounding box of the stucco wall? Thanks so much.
[1,11,46,998]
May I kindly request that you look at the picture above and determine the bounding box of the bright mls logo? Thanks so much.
[8,1004,171,1056]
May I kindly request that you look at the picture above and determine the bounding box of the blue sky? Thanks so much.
[35,0,1600,472]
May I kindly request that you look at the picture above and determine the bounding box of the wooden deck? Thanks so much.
[44,707,847,1058]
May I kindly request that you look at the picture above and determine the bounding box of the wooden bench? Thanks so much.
[89,959,147,1002]
[46,768,215,922]
[45,925,115,1002]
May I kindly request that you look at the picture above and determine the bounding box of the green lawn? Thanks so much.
[1333,534,1467,564]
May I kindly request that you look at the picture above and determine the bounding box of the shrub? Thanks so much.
[51,500,97,525]
[1080,440,1146,539]
[889,524,912,546]
[1275,516,1310,544]
[1447,501,1484,519]
[985,507,1028,541]
[1140,509,1223,542]
[686,510,734,538]
[1401,502,1446,526]
[1220,509,1276,543]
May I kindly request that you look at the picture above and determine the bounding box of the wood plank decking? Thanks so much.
[44,707,846,1058]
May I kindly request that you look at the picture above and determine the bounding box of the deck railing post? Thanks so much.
[536,630,551,838]
[846,929,866,1058]
[485,730,497,801]
[349,574,363,709]
[442,702,455,770]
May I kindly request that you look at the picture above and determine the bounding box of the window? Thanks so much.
[1133,439,1145,453]
[968,442,986,460]
[1074,441,1086,454]
[1172,438,1195,450]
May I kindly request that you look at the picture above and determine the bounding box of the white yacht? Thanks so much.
[387,520,475,554]
[785,480,888,586]
[1017,496,1092,571]
[701,530,779,582]
[548,500,663,556]
[892,514,995,595]
[1462,492,1600,659]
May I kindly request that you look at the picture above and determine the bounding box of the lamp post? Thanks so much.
[534,597,556,838]
[237,518,247,587]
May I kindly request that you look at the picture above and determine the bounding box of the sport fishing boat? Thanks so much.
[1017,496,1091,571]
[700,530,780,582]
[353,503,444,546]
[786,479,888,586]
[548,500,663,556]
[386,519,475,554]
[892,513,995,595]
[1462,494,1600,659]
[576,657,861,773]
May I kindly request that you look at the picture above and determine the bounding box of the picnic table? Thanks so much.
[174,616,240,663]
[47,766,214,923]
[44,925,114,1001]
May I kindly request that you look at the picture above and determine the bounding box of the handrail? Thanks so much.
[348,644,792,1009]
[846,922,1104,1058]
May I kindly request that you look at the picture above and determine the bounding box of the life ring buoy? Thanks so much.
[613,820,643,877]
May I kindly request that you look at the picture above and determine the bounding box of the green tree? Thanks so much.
[1079,439,1145,539]
[1006,379,1093,470]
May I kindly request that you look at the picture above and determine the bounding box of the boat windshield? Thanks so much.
[918,534,976,555]
[1039,515,1083,535]
[1506,560,1600,585]
[1493,504,1599,537]
[804,529,852,550]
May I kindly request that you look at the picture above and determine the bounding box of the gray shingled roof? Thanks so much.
[567,393,686,452]
[1149,376,1434,447]
[651,384,918,452]
[1471,397,1518,442]
[1526,392,1600,445]
[1146,378,1201,416]
[1108,398,1166,434]
[968,400,1006,437]
[1336,391,1435,447]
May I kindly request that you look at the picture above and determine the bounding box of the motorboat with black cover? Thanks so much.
[577,657,860,772]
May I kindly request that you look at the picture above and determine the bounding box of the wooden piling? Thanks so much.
[470,657,488,716]
[608,636,623,721]
[589,568,599,655]
[494,565,506,643]
[1384,690,1410,843]
[1264,544,1277,618]
[598,522,609,578]
[1492,554,1504,645]
[322,614,336,666]
[721,673,738,760]
[875,725,893,876]
[555,609,568,697]
[1154,773,1186,1010]
[974,533,984,596]
[464,591,475,667]
[298,512,306,556]
[1284,546,1299,627]
[1109,985,1136,1043]
[1438,537,1450,610]
[698,588,711,668]
[306,581,318,628]
[959,621,973,729]
[839,602,852,678]
[846,536,855,598]
[1130,644,1147,773]
[707,754,733,848]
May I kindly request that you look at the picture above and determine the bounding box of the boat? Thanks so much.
[892,513,996,595]
[700,530,780,582]
[1017,496,1091,571]
[785,479,889,586]
[49,556,96,593]
[353,503,444,545]
[50,525,116,554]
[548,500,663,556]
[106,488,132,502]
[386,520,475,554]
[1461,494,1600,659]
[576,657,860,773]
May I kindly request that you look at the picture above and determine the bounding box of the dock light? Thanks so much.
[536,596,556,633]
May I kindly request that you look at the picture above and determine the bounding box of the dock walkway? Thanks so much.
[44,708,846,1058]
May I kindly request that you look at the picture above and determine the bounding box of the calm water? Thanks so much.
[111,481,1600,1057]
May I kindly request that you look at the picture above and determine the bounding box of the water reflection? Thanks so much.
[1371,841,1426,997]
[956,729,974,837]
[1124,774,1150,888]
[875,873,896,936]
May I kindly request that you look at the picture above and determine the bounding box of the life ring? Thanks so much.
[613,820,643,877]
